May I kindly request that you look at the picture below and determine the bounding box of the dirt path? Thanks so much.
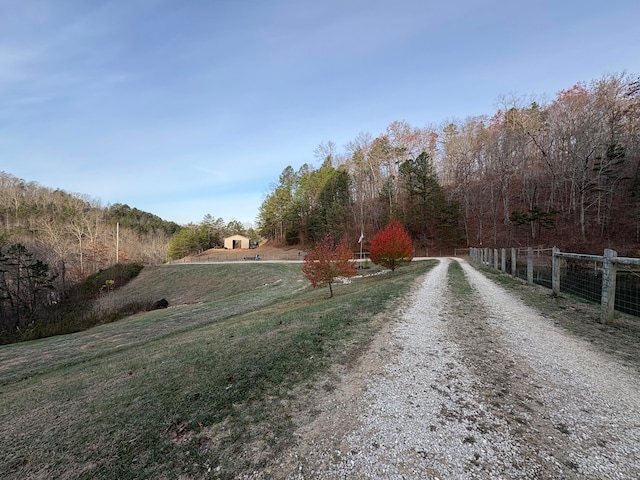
[254,258,640,479]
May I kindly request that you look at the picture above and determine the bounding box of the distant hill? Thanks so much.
[0,171,181,336]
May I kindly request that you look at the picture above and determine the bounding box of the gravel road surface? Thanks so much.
[255,258,640,479]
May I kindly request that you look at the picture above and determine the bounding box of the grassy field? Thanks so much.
[0,261,435,479]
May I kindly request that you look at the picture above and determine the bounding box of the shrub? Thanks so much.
[369,219,413,271]
[301,236,356,297]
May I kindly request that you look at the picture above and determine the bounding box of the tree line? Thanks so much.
[0,171,179,275]
[257,148,462,251]
[258,72,640,253]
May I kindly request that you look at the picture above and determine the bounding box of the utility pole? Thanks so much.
[116,222,119,264]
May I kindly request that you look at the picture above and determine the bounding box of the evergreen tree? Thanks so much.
[400,152,463,248]
[0,243,56,330]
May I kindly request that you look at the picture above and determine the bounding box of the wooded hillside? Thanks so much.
[0,172,179,272]
[0,172,180,334]
[258,73,640,254]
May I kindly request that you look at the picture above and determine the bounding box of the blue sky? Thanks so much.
[2,0,639,226]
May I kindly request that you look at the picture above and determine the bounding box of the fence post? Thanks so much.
[501,248,506,272]
[494,248,499,270]
[552,246,560,295]
[527,247,533,285]
[511,248,517,277]
[600,248,618,324]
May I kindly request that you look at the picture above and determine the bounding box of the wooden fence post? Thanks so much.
[527,247,533,285]
[494,248,499,269]
[511,248,517,277]
[501,248,506,272]
[552,246,560,295]
[600,248,617,324]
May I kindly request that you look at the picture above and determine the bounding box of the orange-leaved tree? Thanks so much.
[301,236,357,297]
[369,219,413,271]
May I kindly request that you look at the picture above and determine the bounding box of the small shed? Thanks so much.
[224,234,251,250]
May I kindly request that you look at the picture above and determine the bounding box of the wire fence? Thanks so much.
[613,264,640,316]
[469,246,640,322]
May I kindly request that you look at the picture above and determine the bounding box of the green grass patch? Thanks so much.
[448,260,473,295]
[0,260,435,479]
[447,260,478,317]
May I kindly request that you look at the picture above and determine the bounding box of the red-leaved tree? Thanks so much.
[369,219,413,271]
[301,236,357,297]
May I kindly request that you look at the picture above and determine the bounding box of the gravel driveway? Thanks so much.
[258,258,640,479]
